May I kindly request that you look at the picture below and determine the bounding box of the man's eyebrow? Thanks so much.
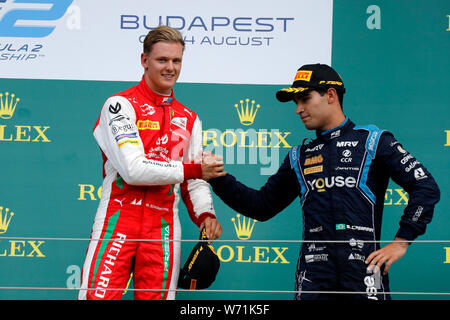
[155,55,182,60]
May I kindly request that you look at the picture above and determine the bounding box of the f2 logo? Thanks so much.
[0,0,73,38]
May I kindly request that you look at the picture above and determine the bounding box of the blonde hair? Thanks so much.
[143,25,185,54]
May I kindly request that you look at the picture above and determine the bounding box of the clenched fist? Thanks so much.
[201,151,227,181]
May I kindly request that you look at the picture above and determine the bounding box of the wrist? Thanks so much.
[183,163,202,180]
[394,237,410,247]
[197,213,216,227]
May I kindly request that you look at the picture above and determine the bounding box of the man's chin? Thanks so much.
[158,77,178,90]
[302,122,316,131]
[157,83,175,94]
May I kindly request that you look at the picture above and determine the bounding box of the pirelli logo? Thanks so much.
[304,165,323,175]
[137,120,160,130]
[294,70,312,82]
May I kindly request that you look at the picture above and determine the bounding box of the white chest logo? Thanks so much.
[171,117,187,130]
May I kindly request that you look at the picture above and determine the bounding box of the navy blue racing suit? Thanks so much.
[209,118,440,300]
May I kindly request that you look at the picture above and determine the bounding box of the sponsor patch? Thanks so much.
[304,165,323,175]
[118,139,139,148]
[171,117,187,130]
[140,104,155,116]
[137,120,160,130]
[304,154,323,166]
[109,102,121,114]
[161,97,173,105]
[318,80,343,86]
[414,167,428,180]
[305,254,328,263]
[294,70,312,82]
[114,132,138,142]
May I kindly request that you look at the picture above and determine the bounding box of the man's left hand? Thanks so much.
[365,237,408,275]
[199,217,223,240]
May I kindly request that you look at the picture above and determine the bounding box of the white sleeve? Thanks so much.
[181,116,216,222]
[93,96,185,185]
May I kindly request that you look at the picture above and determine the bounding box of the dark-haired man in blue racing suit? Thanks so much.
[203,64,440,300]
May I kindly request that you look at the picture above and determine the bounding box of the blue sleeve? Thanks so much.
[208,154,300,221]
[377,132,441,241]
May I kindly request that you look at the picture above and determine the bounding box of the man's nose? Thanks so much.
[296,101,304,114]
[166,60,174,70]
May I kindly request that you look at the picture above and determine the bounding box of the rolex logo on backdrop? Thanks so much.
[0,204,46,258]
[201,97,292,175]
[232,214,256,240]
[0,206,14,234]
[0,91,51,143]
[235,99,260,126]
[215,213,290,264]
[0,92,20,120]
[202,98,292,149]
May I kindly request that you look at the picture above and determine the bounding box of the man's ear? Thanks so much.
[141,52,148,70]
[327,87,338,104]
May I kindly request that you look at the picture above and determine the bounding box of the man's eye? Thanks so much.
[301,97,310,103]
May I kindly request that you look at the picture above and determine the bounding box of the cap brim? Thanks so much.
[276,87,310,102]
[177,242,220,290]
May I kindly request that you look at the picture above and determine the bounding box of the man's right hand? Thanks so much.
[201,151,227,181]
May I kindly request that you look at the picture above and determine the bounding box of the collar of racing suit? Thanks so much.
[135,75,177,154]
[315,116,355,142]
[136,75,175,108]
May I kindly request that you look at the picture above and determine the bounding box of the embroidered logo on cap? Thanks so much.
[294,70,313,82]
